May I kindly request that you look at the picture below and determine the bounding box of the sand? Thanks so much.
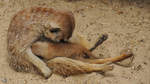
[0,0,150,84]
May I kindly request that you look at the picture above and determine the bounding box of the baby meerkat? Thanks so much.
[7,7,75,78]
[32,34,108,61]
[31,34,133,76]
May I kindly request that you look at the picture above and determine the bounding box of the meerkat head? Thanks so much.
[43,11,75,42]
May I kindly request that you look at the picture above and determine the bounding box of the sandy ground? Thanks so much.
[0,0,150,84]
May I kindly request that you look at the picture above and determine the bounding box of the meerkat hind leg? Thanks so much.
[70,33,108,51]
[26,47,52,78]
[47,57,113,76]
[89,34,108,51]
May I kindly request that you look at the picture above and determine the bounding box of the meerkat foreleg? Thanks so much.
[26,47,52,78]
[47,57,113,76]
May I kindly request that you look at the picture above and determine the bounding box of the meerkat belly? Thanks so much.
[31,41,86,60]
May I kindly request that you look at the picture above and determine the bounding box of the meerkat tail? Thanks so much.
[89,34,108,51]
[25,48,52,78]
[82,49,133,64]
[47,57,113,76]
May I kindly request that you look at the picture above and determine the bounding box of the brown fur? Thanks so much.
[7,7,75,78]
[47,57,113,76]
[31,41,132,76]
[32,41,97,60]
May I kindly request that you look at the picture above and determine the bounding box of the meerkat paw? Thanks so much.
[26,48,52,78]
[41,66,52,79]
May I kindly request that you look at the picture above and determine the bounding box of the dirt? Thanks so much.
[0,0,150,84]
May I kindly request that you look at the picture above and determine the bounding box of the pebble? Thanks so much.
[1,78,7,83]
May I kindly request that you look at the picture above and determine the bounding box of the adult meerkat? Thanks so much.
[7,7,75,78]
[31,34,133,76]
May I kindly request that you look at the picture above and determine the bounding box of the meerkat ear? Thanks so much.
[68,11,75,30]
[62,11,75,40]
[60,9,75,29]
[63,11,75,31]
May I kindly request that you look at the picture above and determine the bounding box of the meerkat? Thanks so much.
[32,34,108,60]
[47,57,113,76]
[31,34,133,76]
[32,36,132,63]
[7,7,75,78]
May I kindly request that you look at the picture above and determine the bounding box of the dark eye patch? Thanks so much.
[49,28,61,33]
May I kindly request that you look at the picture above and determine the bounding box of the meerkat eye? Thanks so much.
[49,28,61,33]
